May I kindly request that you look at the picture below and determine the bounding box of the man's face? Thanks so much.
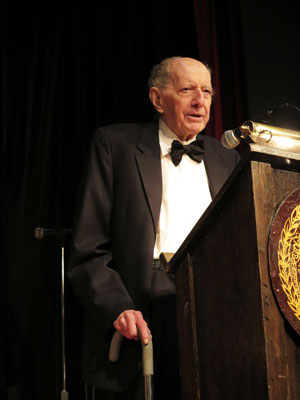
[150,58,213,141]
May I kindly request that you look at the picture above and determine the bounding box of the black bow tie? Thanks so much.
[170,139,205,166]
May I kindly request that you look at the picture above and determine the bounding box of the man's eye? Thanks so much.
[182,87,192,93]
[203,89,212,96]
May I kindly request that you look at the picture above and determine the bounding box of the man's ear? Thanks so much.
[149,87,164,114]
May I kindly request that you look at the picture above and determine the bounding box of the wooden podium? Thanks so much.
[167,145,300,399]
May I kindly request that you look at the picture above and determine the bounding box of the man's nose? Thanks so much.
[192,88,205,106]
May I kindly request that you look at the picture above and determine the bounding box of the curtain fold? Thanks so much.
[193,0,248,139]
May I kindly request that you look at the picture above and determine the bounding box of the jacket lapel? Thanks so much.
[135,122,162,233]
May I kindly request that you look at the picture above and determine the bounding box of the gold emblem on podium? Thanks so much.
[278,204,300,319]
[269,188,300,335]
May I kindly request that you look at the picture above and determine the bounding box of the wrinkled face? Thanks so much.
[150,58,213,141]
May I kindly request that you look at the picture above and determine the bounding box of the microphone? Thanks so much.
[221,127,244,149]
[34,227,72,240]
[222,120,300,151]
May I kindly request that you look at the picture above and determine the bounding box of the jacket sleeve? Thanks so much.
[68,127,136,336]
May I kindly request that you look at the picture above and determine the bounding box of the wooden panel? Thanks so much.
[251,160,300,399]
[175,254,201,400]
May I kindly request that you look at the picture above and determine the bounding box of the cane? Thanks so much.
[109,328,154,400]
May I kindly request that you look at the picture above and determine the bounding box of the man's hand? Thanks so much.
[113,310,151,344]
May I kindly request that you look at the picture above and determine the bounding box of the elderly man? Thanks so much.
[68,57,239,400]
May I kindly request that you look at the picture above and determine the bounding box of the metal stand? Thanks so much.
[34,227,72,400]
[60,243,68,400]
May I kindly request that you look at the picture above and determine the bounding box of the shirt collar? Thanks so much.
[158,118,197,156]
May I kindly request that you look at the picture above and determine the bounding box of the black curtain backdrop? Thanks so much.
[1,2,246,399]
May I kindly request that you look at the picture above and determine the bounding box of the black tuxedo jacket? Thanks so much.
[68,121,240,391]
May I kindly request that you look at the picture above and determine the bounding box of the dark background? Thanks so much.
[1,1,300,399]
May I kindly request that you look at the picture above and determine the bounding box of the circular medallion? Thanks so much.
[268,187,300,336]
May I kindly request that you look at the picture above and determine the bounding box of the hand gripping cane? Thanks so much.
[109,329,154,400]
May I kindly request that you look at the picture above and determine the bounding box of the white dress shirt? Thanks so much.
[153,119,212,259]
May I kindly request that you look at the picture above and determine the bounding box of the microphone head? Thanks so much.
[34,227,44,239]
[221,130,241,149]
